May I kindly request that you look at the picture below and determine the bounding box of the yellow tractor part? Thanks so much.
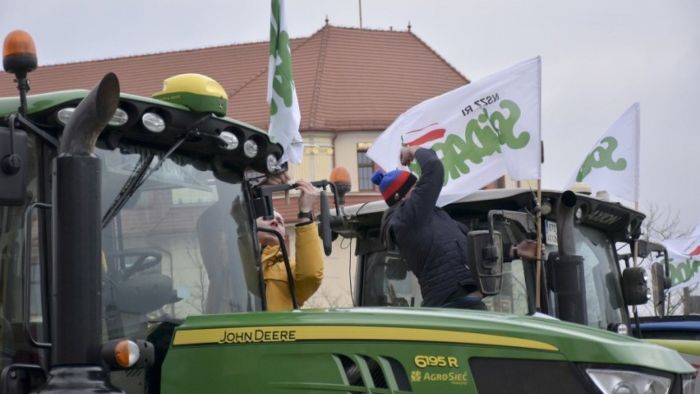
[153,73,228,116]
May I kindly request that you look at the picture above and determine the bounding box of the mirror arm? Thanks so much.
[15,113,59,148]
[663,249,671,288]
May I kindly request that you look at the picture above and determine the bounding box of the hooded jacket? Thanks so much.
[261,221,324,311]
[386,148,474,306]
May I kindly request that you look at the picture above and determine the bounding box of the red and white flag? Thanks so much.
[367,57,541,206]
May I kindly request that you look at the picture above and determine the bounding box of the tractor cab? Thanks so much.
[336,188,652,333]
[0,31,291,391]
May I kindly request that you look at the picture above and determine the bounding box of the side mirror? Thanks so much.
[651,262,669,316]
[319,189,332,256]
[621,267,650,306]
[466,230,504,296]
[636,239,667,259]
[0,125,28,205]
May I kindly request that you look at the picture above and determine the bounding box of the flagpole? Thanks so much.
[632,103,641,317]
[535,58,543,311]
[535,179,542,311]
[632,200,642,331]
[633,201,639,266]
[633,104,641,268]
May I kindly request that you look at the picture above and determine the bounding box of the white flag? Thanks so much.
[267,0,303,164]
[367,57,541,206]
[567,103,640,203]
[663,223,700,290]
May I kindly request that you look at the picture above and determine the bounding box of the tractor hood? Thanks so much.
[172,307,693,374]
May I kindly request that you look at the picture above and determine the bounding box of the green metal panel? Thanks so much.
[161,308,693,393]
[163,339,566,393]
[0,90,190,116]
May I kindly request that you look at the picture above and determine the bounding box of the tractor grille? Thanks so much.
[334,354,412,392]
[469,358,592,394]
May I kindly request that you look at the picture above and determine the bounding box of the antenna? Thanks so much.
[358,0,363,28]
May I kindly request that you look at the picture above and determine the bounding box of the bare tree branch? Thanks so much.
[642,203,691,242]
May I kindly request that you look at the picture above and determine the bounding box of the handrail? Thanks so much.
[22,201,52,349]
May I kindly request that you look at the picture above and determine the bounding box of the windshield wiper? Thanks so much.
[101,115,218,228]
[101,136,188,228]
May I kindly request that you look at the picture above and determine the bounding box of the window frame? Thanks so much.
[356,144,375,192]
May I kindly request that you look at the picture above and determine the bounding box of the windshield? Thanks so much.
[546,225,626,329]
[359,248,529,314]
[99,147,261,340]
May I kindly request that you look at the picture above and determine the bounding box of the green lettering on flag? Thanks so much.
[267,0,303,164]
[668,258,700,287]
[576,136,627,182]
[270,0,294,115]
[409,99,531,185]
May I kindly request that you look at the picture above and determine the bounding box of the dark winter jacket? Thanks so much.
[385,148,475,307]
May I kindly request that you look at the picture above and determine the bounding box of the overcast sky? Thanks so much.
[2,0,699,233]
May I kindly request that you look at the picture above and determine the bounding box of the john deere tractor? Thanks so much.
[0,31,694,393]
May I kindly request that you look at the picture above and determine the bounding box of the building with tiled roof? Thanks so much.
[0,23,508,308]
[1,24,468,131]
[0,24,473,203]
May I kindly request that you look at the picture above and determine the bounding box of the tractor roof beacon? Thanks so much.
[0,31,695,393]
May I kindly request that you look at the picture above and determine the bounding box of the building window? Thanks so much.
[357,143,374,191]
[288,137,334,181]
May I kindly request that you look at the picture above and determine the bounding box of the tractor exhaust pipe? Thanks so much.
[553,191,587,325]
[38,73,122,393]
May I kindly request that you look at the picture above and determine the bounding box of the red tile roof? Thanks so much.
[0,25,468,132]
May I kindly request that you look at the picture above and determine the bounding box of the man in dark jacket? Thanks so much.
[373,146,536,308]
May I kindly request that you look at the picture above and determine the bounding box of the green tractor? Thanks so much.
[330,177,700,388]
[0,31,695,393]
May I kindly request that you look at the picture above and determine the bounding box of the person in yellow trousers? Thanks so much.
[256,180,324,311]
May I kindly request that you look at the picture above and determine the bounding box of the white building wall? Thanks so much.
[334,131,381,192]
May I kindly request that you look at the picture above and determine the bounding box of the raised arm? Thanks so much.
[294,222,324,304]
[293,180,324,305]
[398,147,444,225]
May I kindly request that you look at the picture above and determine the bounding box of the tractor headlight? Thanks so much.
[243,139,258,158]
[142,112,165,133]
[58,107,128,127]
[586,369,671,394]
[219,131,238,150]
[266,154,279,173]
[108,108,129,127]
[56,107,75,125]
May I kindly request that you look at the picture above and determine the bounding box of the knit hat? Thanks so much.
[371,169,417,206]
